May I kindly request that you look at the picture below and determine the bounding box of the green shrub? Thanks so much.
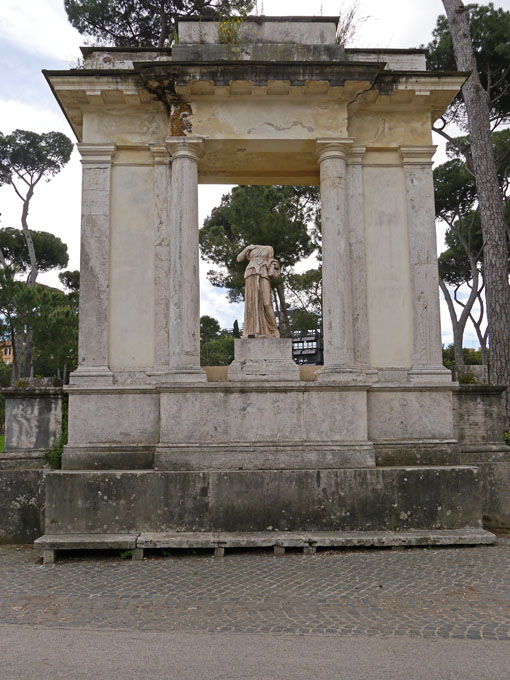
[458,372,478,384]
[45,432,66,469]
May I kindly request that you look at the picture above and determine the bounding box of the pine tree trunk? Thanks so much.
[21,328,33,378]
[20,184,39,378]
[442,0,510,429]
[11,332,23,386]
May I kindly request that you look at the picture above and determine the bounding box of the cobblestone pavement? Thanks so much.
[1,538,510,640]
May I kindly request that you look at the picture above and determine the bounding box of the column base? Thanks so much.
[317,366,368,385]
[69,366,113,386]
[409,365,453,385]
[159,368,207,384]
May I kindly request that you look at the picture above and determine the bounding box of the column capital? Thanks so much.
[77,143,116,165]
[346,145,367,165]
[150,145,171,165]
[316,138,354,163]
[400,145,437,166]
[165,137,204,162]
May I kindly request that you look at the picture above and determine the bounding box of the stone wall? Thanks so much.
[0,471,44,543]
[453,385,510,529]
[2,387,62,468]
[453,385,506,446]
[44,467,483,535]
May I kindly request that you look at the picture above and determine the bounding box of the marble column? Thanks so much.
[149,145,171,375]
[346,146,374,376]
[401,146,450,383]
[316,139,360,382]
[164,138,206,382]
[70,144,115,385]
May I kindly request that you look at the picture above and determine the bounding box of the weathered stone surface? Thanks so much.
[453,385,507,447]
[135,528,494,549]
[65,390,159,447]
[0,471,44,543]
[2,388,62,457]
[374,441,461,466]
[0,450,48,471]
[368,388,455,441]
[477,462,510,529]
[159,384,370,448]
[402,148,451,383]
[43,467,483,535]
[63,445,154,470]
[172,43,346,63]
[177,17,339,46]
[155,443,374,471]
[35,527,494,563]
[70,145,115,386]
[346,48,427,71]
[228,338,299,381]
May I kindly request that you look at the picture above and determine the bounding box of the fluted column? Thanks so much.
[401,146,451,383]
[149,145,171,375]
[70,143,115,385]
[316,139,360,382]
[164,138,206,382]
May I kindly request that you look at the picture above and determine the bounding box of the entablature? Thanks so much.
[43,62,467,143]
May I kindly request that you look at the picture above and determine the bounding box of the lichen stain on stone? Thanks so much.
[171,103,193,136]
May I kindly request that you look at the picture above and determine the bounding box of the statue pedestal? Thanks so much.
[228,338,299,382]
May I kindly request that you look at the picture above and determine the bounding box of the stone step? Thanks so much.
[35,528,495,564]
[35,533,138,564]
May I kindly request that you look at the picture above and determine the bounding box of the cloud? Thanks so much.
[0,99,70,136]
[200,279,244,329]
[0,0,82,62]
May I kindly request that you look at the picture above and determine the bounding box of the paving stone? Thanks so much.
[0,540,510,639]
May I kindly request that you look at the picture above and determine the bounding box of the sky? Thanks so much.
[1,0,509,344]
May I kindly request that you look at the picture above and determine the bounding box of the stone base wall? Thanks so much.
[63,383,460,470]
[0,471,44,543]
[452,385,507,448]
[2,387,63,454]
[43,467,483,535]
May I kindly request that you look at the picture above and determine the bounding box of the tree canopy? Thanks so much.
[426,2,510,129]
[64,0,254,48]
[0,228,68,276]
[435,128,510,373]
[200,185,318,299]
[200,185,320,336]
[0,130,73,188]
[0,128,73,380]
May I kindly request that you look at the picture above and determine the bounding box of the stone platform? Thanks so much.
[40,465,483,535]
[35,528,495,564]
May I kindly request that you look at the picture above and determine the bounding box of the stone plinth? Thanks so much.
[452,385,510,530]
[453,385,507,453]
[228,338,299,382]
[1,386,63,469]
[42,466,484,535]
[0,470,44,543]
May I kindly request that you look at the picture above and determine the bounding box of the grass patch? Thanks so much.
[0,434,4,453]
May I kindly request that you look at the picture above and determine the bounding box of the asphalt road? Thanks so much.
[2,625,510,680]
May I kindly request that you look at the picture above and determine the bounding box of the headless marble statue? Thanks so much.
[237,244,280,338]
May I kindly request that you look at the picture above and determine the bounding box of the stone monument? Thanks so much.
[237,244,280,339]
[33,15,505,561]
[228,244,300,381]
